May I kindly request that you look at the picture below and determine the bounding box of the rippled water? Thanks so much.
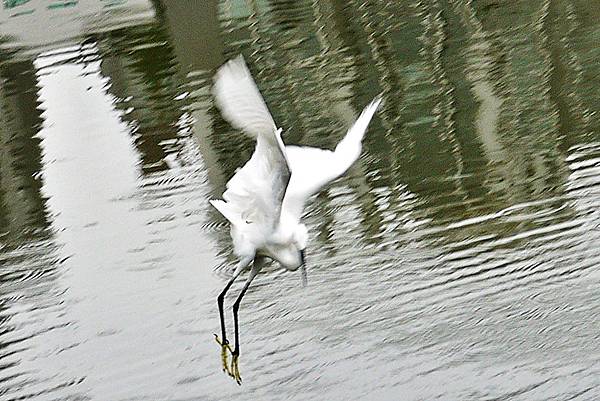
[1,0,600,400]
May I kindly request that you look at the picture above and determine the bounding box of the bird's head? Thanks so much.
[266,223,308,271]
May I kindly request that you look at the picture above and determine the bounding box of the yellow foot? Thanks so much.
[214,334,233,375]
[230,353,242,385]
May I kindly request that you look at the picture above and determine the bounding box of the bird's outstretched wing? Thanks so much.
[281,96,382,221]
[212,55,277,140]
[211,56,290,236]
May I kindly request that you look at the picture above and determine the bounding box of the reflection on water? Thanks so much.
[1,0,600,400]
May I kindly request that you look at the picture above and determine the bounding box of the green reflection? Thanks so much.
[3,0,29,8]
[3,0,600,256]
[0,59,49,243]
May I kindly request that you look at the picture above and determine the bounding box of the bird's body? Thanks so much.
[211,131,306,271]
[211,55,381,383]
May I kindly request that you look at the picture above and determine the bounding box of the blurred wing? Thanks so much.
[212,54,276,139]
[282,96,382,221]
[211,56,290,234]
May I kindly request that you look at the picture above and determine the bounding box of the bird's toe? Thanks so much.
[215,335,234,375]
[214,334,230,347]
[231,354,242,384]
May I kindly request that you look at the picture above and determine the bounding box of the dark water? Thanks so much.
[1,0,600,399]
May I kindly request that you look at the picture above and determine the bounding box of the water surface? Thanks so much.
[1,0,600,400]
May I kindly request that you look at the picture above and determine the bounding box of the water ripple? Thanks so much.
[1,0,600,400]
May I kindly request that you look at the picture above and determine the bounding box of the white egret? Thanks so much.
[211,55,381,383]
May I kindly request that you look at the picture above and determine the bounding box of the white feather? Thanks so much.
[211,57,381,373]
[212,55,277,140]
[281,96,382,221]
[211,56,290,259]
[210,55,381,267]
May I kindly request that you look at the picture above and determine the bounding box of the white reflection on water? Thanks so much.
[31,50,224,399]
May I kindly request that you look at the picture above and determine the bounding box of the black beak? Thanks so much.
[300,250,307,287]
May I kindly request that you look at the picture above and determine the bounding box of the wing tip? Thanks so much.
[212,55,277,140]
[214,54,250,84]
[369,93,384,112]
[355,94,383,123]
[228,54,249,75]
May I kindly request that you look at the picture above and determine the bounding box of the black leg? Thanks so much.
[215,257,251,346]
[217,274,238,344]
[229,256,266,384]
[232,261,262,356]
